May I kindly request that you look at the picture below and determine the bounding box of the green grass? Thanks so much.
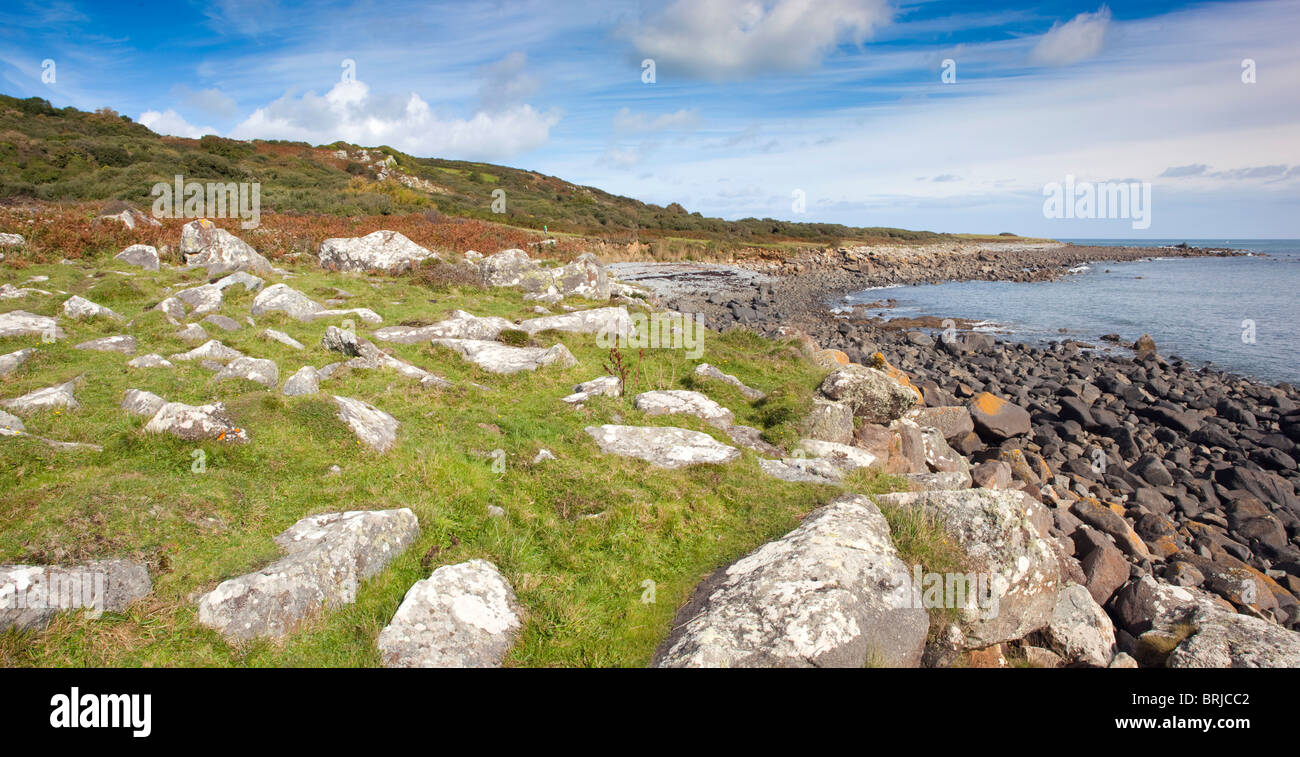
[872,498,972,628]
[0,257,889,667]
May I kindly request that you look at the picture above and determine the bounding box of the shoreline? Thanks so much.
[619,245,1300,636]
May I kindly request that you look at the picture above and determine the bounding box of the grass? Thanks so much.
[872,497,972,629]
[0,254,892,667]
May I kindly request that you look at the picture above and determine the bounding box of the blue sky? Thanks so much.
[2,0,1298,237]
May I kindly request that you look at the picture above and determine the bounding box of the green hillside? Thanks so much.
[0,93,949,248]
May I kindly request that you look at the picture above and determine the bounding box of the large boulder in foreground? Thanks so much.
[874,488,1061,647]
[585,424,738,469]
[0,559,151,632]
[377,559,522,668]
[318,230,436,273]
[653,494,929,667]
[968,392,1032,441]
[197,509,418,641]
[180,219,272,275]
[819,364,919,423]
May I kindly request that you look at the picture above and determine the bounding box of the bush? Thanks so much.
[412,260,483,291]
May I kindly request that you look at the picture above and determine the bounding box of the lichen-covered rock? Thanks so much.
[519,306,631,336]
[0,232,26,246]
[174,285,223,316]
[0,559,151,632]
[433,338,576,375]
[175,323,208,343]
[561,375,622,405]
[0,348,35,376]
[202,314,242,332]
[250,283,324,321]
[803,398,854,444]
[114,244,160,271]
[796,439,880,472]
[819,364,920,423]
[874,488,1061,647]
[180,219,272,275]
[585,424,739,469]
[634,390,734,429]
[74,335,137,354]
[213,271,264,292]
[0,311,62,340]
[262,328,304,350]
[121,388,167,417]
[63,295,123,321]
[757,456,844,484]
[282,366,320,396]
[144,401,247,442]
[215,356,279,389]
[377,559,522,668]
[550,253,611,300]
[169,339,244,364]
[372,310,513,343]
[3,380,80,414]
[653,494,929,667]
[333,395,398,452]
[196,509,418,640]
[968,392,1032,440]
[906,406,975,440]
[1039,583,1117,667]
[478,248,554,291]
[694,363,765,401]
[318,230,436,273]
[1166,607,1300,668]
[0,408,25,433]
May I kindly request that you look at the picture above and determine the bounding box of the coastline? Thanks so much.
[617,243,1300,636]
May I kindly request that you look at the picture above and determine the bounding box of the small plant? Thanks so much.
[602,345,631,395]
[499,329,530,347]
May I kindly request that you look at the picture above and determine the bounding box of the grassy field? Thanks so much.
[0,252,915,667]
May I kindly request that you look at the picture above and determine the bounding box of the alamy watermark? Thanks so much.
[151,175,261,229]
[0,566,107,617]
[1042,175,1151,230]
[887,567,1001,620]
[597,311,704,359]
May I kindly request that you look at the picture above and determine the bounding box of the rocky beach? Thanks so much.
[622,240,1300,663]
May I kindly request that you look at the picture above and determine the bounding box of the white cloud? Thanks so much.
[138,108,217,139]
[612,107,700,133]
[229,78,560,160]
[478,52,540,112]
[629,0,893,80]
[172,85,239,118]
[1030,6,1111,66]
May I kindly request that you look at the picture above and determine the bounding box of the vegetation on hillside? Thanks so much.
[0,93,957,251]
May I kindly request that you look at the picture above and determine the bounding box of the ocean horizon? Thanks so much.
[843,239,1300,385]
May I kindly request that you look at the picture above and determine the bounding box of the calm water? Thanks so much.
[841,239,1300,385]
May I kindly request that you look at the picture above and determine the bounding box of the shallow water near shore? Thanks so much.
[841,239,1300,385]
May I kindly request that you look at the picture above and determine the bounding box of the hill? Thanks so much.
[0,93,961,252]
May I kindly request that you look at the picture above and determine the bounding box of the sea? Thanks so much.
[839,239,1300,385]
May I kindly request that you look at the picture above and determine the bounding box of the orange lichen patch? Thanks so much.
[810,348,849,369]
[868,352,923,402]
[972,391,1008,416]
[1147,535,1179,559]
[1107,502,1127,518]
